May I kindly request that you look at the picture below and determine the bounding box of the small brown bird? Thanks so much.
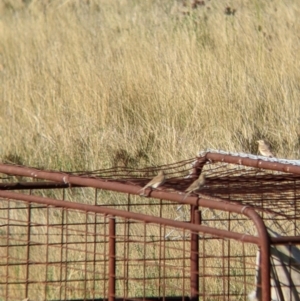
[139,171,166,196]
[257,140,275,158]
[177,173,206,211]
[184,173,206,199]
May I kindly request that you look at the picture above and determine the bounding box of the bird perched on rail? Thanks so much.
[183,172,206,200]
[139,170,166,196]
[257,139,275,158]
[177,173,206,211]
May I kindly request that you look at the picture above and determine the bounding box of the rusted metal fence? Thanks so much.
[1,151,300,301]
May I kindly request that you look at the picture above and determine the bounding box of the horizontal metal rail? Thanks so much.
[205,152,300,174]
[0,181,75,190]
[0,190,258,244]
[270,236,300,244]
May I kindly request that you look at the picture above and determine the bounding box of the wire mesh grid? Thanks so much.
[0,193,259,301]
[199,160,300,237]
[0,198,108,300]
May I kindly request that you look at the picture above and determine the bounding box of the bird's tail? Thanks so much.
[177,192,190,211]
[138,187,146,196]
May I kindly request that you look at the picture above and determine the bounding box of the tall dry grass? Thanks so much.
[1,0,300,172]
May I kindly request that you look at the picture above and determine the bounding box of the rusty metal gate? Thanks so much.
[1,151,300,301]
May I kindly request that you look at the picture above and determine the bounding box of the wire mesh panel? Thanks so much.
[0,193,261,301]
[198,238,257,300]
[0,196,194,301]
[0,198,110,300]
[113,220,192,298]
[268,242,300,300]
[248,241,300,301]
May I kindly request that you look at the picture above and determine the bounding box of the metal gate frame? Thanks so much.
[0,157,274,300]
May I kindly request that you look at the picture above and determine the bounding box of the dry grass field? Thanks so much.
[1,0,300,172]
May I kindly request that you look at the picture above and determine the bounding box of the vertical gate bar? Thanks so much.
[25,201,31,298]
[84,212,88,298]
[190,205,200,301]
[103,215,108,297]
[260,234,271,301]
[227,211,231,300]
[123,194,131,299]
[60,190,66,301]
[64,208,69,301]
[93,189,98,300]
[109,216,116,301]
[143,222,146,298]
[159,199,162,299]
[244,208,271,301]
[235,205,271,301]
[45,205,50,300]
[5,200,10,300]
